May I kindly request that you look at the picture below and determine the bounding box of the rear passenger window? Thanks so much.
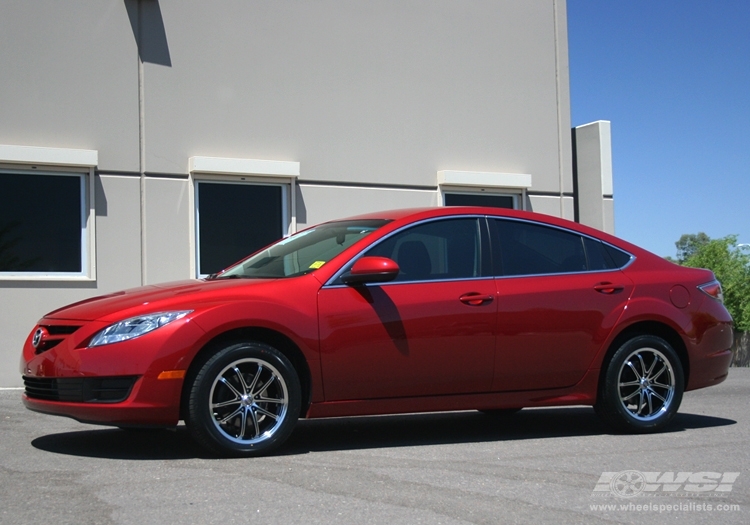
[492,219,587,276]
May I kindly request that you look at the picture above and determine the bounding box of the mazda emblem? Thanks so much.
[32,327,47,349]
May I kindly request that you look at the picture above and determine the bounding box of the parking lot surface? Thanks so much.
[1,370,748,525]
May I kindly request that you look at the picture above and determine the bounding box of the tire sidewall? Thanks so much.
[188,342,301,457]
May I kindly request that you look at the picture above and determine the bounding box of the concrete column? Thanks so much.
[573,120,614,234]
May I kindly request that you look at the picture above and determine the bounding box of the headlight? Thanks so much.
[89,311,192,347]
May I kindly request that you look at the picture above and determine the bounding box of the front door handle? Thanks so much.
[459,292,494,306]
[594,282,625,294]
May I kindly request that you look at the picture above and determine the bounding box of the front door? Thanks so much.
[318,217,497,401]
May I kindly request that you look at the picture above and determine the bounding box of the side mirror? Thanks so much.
[341,256,400,285]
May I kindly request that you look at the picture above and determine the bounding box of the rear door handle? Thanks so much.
[459,292,494,306]
[594,282,625,294]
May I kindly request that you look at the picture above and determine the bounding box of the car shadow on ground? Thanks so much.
[30,408,735,460]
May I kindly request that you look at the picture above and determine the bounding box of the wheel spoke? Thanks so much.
[637,389,646,415]
[256,395,285,404]
[212,398,241,409]
[645,390,654,415]
[649,389,668,404]
[637,353,647,377]
[622,388,642,402]
[233,366,250,395]
[219,377,243,399]
[626,361,642,380]
[246,364,263,394]
[238,407,248,439]
[254,405,279,420]
[218,406,243,425]
[249,407,261,438]
[650,363,668,383]
[619,380,641,388]
[255,374,277,396]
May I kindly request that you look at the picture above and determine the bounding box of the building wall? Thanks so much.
[0,0,572,386]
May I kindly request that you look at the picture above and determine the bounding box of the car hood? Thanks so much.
[43,278,279,322]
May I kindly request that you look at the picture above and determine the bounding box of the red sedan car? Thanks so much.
[21,207,733,456]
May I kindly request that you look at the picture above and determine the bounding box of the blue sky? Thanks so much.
[567,1,750,258]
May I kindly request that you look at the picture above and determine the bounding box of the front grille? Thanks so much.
[46,325,81,336]
[34,325,81,354]
[23,376,139,403]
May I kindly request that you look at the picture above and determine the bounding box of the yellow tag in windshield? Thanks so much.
[309,261,326,269]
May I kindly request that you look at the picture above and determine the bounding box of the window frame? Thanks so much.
[437,170,532,211]
[188,156,300,279]
[192,178,289,278]
[326,215,493,286]
[0,145,97,282]
[488,217,634,278]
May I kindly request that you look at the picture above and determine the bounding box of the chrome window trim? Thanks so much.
[323,214,490,287]
[323,214,636,287]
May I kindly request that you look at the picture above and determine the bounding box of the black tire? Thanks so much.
[186,341,301,457]
[596,335,684,433]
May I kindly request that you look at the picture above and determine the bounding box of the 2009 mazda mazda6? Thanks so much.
[21,207,733,456]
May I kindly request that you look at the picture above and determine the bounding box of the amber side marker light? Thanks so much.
[157,370,187,380]
[698,280,724,303]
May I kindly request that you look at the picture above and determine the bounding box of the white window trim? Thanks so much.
[188,156,299,278]
[437,170,532,211]
[0,145,98,281]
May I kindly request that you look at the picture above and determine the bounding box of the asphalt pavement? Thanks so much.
[1,370,748,525]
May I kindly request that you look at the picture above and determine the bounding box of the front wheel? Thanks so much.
[186,341,301,457]
[596,335,684,433]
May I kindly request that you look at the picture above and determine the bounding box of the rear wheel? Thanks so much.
[596,335,684,433]
[186,341,301,457]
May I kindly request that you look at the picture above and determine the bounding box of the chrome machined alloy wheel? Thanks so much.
[617,348,675,421]
[187,341,301,456]
[209,358,289,444]
[595,335,684,433]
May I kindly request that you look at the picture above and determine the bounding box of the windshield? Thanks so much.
[213,219,390,279]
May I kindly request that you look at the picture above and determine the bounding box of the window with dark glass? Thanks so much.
[0,171,83,273]
[492,219,588,276]
[196,182,284,276]
[444,193,515,209]
[363,218,483,282]
[603,243,632,268]
[582,237,611,271]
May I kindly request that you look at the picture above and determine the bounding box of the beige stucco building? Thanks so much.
[0,0,613,386]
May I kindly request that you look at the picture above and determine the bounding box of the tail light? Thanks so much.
[698,280,724,303]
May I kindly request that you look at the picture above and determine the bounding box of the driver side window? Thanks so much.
[364,218,482,282]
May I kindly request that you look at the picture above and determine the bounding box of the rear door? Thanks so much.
[489,219,634,391]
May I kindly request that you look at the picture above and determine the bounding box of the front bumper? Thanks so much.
[20,315,206,427]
